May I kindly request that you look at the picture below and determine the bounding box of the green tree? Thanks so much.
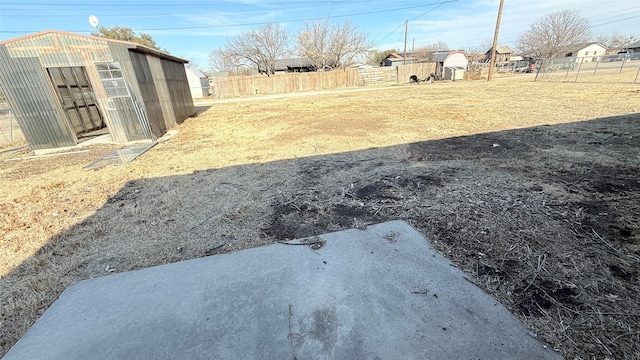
[92,26,164,51]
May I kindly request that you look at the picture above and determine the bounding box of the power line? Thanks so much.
[415,6,639,50]
[374,0,458,46]
[0,1,461,34]
[591,14,640,28]
[1,0,375,6]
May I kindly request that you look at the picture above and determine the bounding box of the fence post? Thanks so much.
[634,65,639,84]
[574,60,583,82]
[592,58,599,76]
[619,58,626,73]
[534,59,543,82]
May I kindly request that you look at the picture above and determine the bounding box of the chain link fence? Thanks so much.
[468,54,640,84]
[0,101,26,149]
[533,54,640,83]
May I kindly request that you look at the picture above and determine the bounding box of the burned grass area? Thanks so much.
[258,117,640,359]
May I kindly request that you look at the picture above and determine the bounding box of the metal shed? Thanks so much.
[0,30,195,150]
[433,51,469,80]
[185,68,210,99]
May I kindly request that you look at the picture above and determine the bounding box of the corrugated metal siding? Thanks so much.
[0,32,119,148]
[130,51,167,137]
[0,31,190,149]
[145,54,176,130]
[104,97,147,142]
[161,59,195,123]
[107,43,153,141]
[0,46,76,149]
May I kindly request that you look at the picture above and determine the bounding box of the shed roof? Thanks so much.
[625,40,640,49]
[186,67,207,78]
[385,52,418,61]
[0,30,188,64]
[384,53,402,61]
[487,45,514,54]
[433,50,468,62]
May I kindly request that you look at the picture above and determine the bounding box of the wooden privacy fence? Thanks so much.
[211,62,438,99]
[212,69,359,98]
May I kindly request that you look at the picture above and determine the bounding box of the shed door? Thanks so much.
[47,66,106,137]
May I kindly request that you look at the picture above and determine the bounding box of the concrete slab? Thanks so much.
[3,221,562,360]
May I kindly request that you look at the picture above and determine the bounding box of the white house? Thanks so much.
[565,42,607,62]
[185,68,210,98]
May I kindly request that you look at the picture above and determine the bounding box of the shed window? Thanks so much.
[96,62,129,98]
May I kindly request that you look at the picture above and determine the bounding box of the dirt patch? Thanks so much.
[1,77,639,359]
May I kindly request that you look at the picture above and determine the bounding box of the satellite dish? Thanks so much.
[89,15,99,28]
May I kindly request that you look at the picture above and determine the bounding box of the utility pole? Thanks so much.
[488,0,505,81]
[403,20,408,65]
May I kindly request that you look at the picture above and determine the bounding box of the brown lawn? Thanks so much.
[1,73,639,358]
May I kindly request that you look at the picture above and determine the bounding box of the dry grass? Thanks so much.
[1,75,639,358]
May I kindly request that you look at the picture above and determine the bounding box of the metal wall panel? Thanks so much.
[0,31,190,149]
[0,32,117,149]
[0,46,76,149]
[6,33,111,68]
[130,51,167,137]
[106,43,153,141]
[160,59,195,123]
[104,97,147,142]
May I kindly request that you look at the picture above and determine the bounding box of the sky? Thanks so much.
[0,0,638,69]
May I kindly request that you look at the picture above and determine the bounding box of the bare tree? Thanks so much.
[463,39,494,57]
[297,20,370,71]
[297,20,330,71]
[327,21,370,68]
[462,39,495,64]
[517,9,591,59]
[413,41,449,62]
[596,33,638,54]
[213,23,290,76]
[184,58,203,72]
[207,49,254,76]
[208,48,247,75]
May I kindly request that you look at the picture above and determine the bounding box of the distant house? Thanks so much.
[381,52,416,67]
[185,68,210,98]
[433,50,469,79]
[564,42,607,62]
[485,45,515,62]
[273,58,314,73]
